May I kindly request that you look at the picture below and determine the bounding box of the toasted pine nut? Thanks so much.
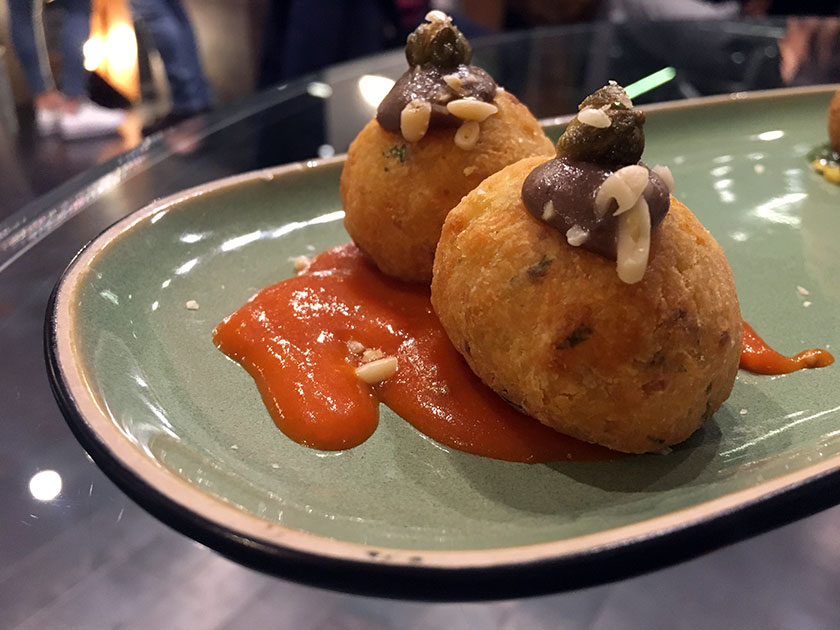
[401,100,431,142]
[565,225,589,246]
[346,340,365,354]
[361,348,385,363]
[577,107,611,128]
[652,164,675,193]
[355,357,398,384]
[594,164,648,218]
[425,9,449,23]
[293,255,312,272]
[446,98,498,121]
[443,73,462,92]
[454,120,480,150]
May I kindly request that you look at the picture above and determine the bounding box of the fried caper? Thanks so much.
[405,17,471,68]
[557,84,646,167]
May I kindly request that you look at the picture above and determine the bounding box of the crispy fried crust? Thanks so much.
[340,91,555,283]
[431,156,742,453]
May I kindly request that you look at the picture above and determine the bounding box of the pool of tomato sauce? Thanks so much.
[212,244,611,463]
[213,244,834,463]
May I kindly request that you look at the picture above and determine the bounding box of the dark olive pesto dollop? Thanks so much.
[376,64,497,133]
[376,12,497,134]
[521,158,670,260]
[521,83,669,259]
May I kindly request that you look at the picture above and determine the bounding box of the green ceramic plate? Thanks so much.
[47,86,840,600]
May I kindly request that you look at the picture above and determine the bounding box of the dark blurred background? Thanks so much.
[0,0,838,222]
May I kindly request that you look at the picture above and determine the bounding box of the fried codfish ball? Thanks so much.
[829,90,840,152]
[431,156,742,454]
[341,90,554,283]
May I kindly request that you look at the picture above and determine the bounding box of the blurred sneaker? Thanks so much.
[35,108,61,136]
[60,101,126,140]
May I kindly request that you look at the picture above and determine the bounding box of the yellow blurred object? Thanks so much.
[812,159,840,184]
[86,0,140,101]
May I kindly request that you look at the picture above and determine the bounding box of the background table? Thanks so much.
[2,19,839,629]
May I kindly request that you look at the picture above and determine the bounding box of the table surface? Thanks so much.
[3,18,840,629]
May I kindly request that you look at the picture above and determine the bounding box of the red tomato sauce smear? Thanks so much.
[213,244,611,463]
[739,320,834,375]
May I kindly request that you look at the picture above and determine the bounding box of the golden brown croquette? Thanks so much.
[341,91,554,283]
[431,156,742,453]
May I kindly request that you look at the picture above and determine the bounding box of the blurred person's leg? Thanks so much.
[8,0,125,138]
[55,0,126,138]
[130,0,213,133]
[7,0,63,131]
[58,0,91,101]
[8,0,53,94]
